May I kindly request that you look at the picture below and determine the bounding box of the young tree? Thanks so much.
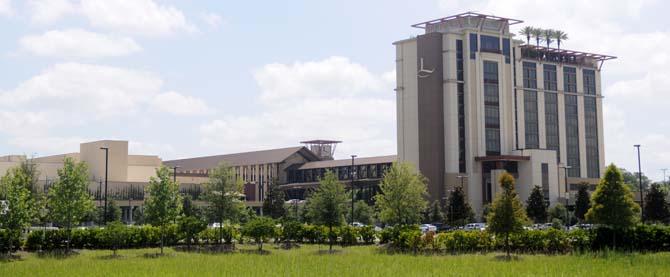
[586,164,640,229]
[574,184,591,222]
[0,167,35,254]
[144,166,182,255]
[242,216,276,251]
[203,162,245,246]
[548,203,574,226]
[644,183,670,223]
[48,157,95,253]
[100,221,126,257]
[99,199,121,224]
[375,162,428,226]
[424,200,444,224]
[525,186,548,223]
[447,186,474,226]
[178,216,207,250]
[182,195,200,218]
[262,180,286,219]
[487,172,529,259]
[307,171,347,252]
[346,200,374,225]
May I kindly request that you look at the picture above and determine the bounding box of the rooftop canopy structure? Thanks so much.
[411,12,523,34]
[520,44,617,70]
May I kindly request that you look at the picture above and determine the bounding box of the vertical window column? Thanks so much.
[565,95,581,177]
[583,69,599,178]
[483,61,500,156]
[523,62,539,149]
[543,64,560,161]
[457,40,466,173]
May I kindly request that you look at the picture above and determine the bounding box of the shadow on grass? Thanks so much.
[142,253,175,259]
[95,254,124,260]
[0,253,23,262]
[239,249,271,255]
[36,250,80,260]
[173,245,237,255]
[314,249,343,255]
[493,254,523,262]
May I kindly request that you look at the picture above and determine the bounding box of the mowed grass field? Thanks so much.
[2,244,670,276]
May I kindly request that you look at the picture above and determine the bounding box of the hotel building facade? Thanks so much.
[394,12,614,215]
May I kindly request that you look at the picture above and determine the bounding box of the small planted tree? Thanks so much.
[644,183,670,223]
[447,186,474,226]
[346,200,374,225]
[526,186,548,223]
[487,172,529,259]
[242,216,276,251]
[586,164,640,229]
[144,166,182,255]
[424,200,444,224]
[574,184,591,222]
[0,167,35,255]
[99,199,122,224]
[262,180,286,219]
[48,157,95,253]
[178,216,207,250]
[307,171,347,252]
[203,162,244,247]
[101,221,126,257]
[375,162,427,226]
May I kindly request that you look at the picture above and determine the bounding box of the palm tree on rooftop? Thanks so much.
[544,29,555,48]
[519,26,534,45]
[554,30,568,50]
[531,27,544,47]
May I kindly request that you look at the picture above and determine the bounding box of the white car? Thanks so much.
[351,222,365,228]
[464,223,487,231]
[420,224,437,233]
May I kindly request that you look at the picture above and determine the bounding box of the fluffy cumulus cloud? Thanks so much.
[0,0,12,16]
[27,0,195,36]
[19,29,142,58]
[438,0,669,180]
[0,63,210,155]
[200,56,396,158]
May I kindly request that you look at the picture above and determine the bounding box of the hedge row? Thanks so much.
[381,224,670,254]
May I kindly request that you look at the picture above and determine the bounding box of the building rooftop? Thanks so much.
[164,146,320,170]
[520,44,616,69]
[411,12,523,30]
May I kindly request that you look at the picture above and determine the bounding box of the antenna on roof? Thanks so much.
[300,140,342,161]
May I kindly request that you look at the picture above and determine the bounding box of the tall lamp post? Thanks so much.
[172,166,180,183]
[100,147,109,224]
[350,155,357,225]
[634,144,644,221]
[559,164,571,228]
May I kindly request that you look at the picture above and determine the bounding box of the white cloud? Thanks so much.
[0,0,12,16]
[201,12,224,28]
[151,91,213,116]
[19,29,142,58]
[200,56,396,158]
[26,0,195,36]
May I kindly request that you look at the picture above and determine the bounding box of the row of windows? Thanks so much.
[522,62,537,89]
[483,61,501,155]
[584,97,600,178]
[287,163,391,183]
[456,40,466,173]
[524,90,539,149]
[565,95,581,177]
[583,69,596,95]
[543,64,558,91]
[544,92,560,161]
[522,62,595,95]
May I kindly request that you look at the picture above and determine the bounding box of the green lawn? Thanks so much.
[2,244,670,276]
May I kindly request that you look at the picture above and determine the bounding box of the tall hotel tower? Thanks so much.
[394,12,615,215]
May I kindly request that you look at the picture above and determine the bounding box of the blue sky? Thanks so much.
[0,0,669,181]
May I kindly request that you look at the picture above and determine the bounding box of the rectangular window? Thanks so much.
[584,97,600,178]
[469,33,477,59]
[483,61,500,155]
[543,64,557,91]
[565,95,581,177]
[544,92,560,161]
[524,90,539,149]
[541,163,549,201]
[583,69,596,95]
[457,39,466,173]
[480,35,500,53]
[522,62,537,89]
[503,38,511,64]
[564,67,577,93]
[456,40,464,81]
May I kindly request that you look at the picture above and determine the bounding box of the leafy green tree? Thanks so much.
[525,186,548,223]
[262,180,286,219]
[487,172,530,259]
[132,207,145,225]
[0,167,36,254]
[203,162,245,245]
[182,195,202,219]
[99,199,121,224]
[548,203,574,226]
[144,166,182,254]
[307,171,347,252]
[423,200,444,224]
[178,216,207,250]
[586,164,640,229]
[346,200,374,225]
[242,216,276,251]
[375,162,427,226]
[574,184,591,222]
[48,157,95,252]
[447,186,474,226]
[644,183,670,223]
[620,167,650,192]
[100,221,126,257]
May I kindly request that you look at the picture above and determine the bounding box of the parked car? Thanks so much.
[432,223,453,232]
[569,223,593,231]
[351,222,365,228]
[464,223,487,231]
[420,224,437,233]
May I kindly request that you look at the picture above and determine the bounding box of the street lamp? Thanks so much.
[634,144,644,221]
[100,147,109,224]
[559,164,571,228]
[172,166,180,183]
[350,155,357,225]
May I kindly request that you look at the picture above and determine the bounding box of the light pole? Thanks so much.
[172,166,180,183]
[559,164,571,228]
[128,184,133,224]
[100,147,109,224]
[350,155,357,225]
[634,144,644,221]
[662,168,668,186]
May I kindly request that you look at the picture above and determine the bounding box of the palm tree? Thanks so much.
[554,30,568,50]
[531,27,544,47]
[519,26,534,45]
[544,29,555,48]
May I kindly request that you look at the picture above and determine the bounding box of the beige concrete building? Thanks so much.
[394,12,614,216]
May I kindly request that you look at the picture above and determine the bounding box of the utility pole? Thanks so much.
[559,164,572,228]
[350,155,357,225]
[661,168,668,185]
[634,145,644,221]
[100,147,109,224]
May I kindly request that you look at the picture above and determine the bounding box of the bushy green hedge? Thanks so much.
[0,229,21,252]
[24,225,180,251]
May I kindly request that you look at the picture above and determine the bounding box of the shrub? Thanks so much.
[358,226,376,244]
[281,220,304,244]
[339,226,358,246]
[0,229,22,253]
[242,217,276,251]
